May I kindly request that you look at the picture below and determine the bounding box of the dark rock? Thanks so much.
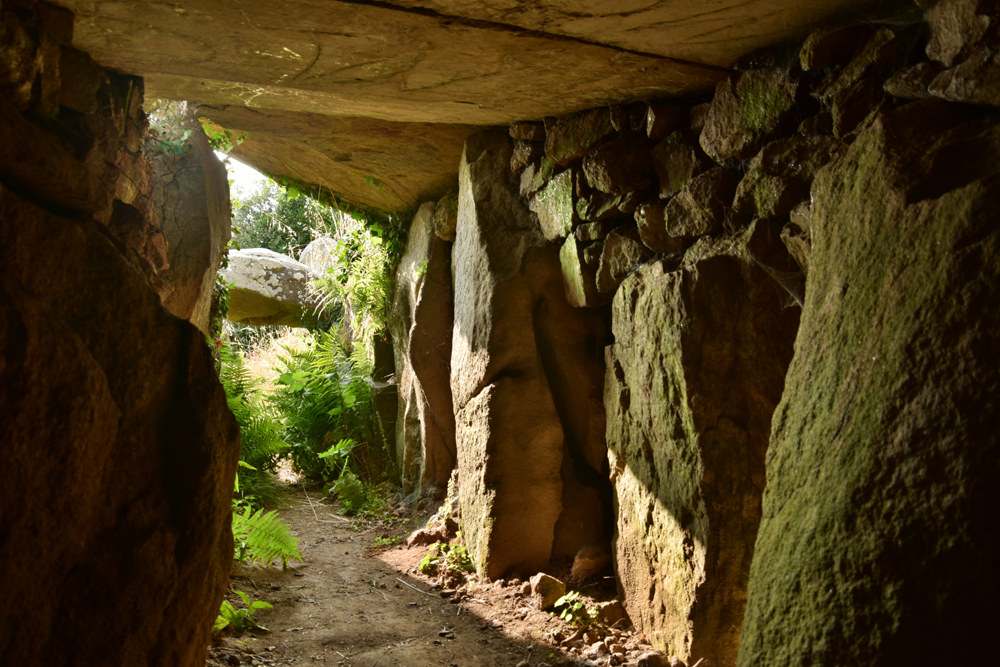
[595,600,627,626]
[665,168,740,238]
[545,108,617,165]
[780,219,811,272]
[576,190,627,222]
[689,102,711,133]
[925,0,998,67]
[570,541,612,580]
[530,168,575,241]
[831,75,887,137]
[575,219,622,242]
[747,217,807,307]
[432,190,458,242]
[798,111,834,136]
[510,139,543,172]
[700,68,800,164]
[606,230,799,665]
[636,653,666,667]
[884,61,945,99]
[596,224,654,293]
[582,240,604,268]
[560,234,610,308]
[817,26,913,103]
[645,102,689,140]
[928,44,1000,106]
[389,202,456,496]
[530,573,567,610]
[453,131,609,579]
[800,23,878,71]
[733,137,844,220]
[634,201,686,254]
[0,183,239,667]
[650,131,711,199]
[583,134,653,195]
[740,99,1000,667]
[509,121,545,141]
[57,46,101,113]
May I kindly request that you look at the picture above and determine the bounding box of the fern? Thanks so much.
[232,506,303,568]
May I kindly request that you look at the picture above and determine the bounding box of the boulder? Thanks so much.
[560,234,610,309]
[732,137,843,220]
[155,113,232,334]
[699,68,801,164]
[545,108,618,165]
[928,44,1000,106]
[221,248,324,327]
[432,190,459,242]
[925,0,997,67]
[582,133,654,195]
[799,22,878,71]
[884,61,945,100]
[0,182,239,667]
[530,169,576,242]
[606,233,800,666]
[645,103,689,140]
[663,168,740,238]
[530,573,567,610]
[511,139,545,173]
[739,100,1000,667]
[634,201,687,255]
[298,236,338,275]
[388,202,456,496]
[596,224,655,293]
[452,130,610,579]
[650,131,712,199]
[576,191,630,222]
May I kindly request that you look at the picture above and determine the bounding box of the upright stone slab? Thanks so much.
[388,201,456,496]
[605,234,799,666]
[452,130,609,579]
[739,101,1000,667]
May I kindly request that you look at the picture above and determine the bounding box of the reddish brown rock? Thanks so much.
[57,46,102,113]
[928,45,1000,106]
[925,0,998,67]
[596,224,655,293]
[583,133,653,195]
[798,111,834,136]
[545,108,617,165]
[733,137,843,220]
[509,121,545,141]
[651,131,712,199]
[817,26,915,103]
[155,111,231,334]
[780,219,811,273]
[389,202,456,497]
[699,68,801,164]
[530,573,567,610]
[831,75,887,137]
[511,139,544,172]
[453,131,609,579]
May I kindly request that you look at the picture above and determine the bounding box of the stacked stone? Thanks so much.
[499,3,1000,666]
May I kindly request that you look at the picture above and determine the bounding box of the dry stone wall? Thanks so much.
[392,2,1000,666]
[0,3,240,666]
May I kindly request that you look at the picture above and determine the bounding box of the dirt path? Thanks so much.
[207,485,650,667]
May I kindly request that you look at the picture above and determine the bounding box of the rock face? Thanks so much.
[0,7,240,664]
[452,130,610,579]
[221,248,325,327]
[388,202,457,496]
[298,236,338,275]
[605,235,799,666]
[738,101,1000,666]
[155,109,231,334]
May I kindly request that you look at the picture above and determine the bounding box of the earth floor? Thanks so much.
[206,482,659,667]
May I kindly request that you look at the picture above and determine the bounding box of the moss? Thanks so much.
[738,77,790,134]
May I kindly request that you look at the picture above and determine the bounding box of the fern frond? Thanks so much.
[232,507,303,568]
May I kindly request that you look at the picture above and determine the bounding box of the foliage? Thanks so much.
[552,591,598,628]
[232,505,303,567]
[219,343,287,506]
[230,180,339,259]
[311,221,394,355]
[373,535,402,548]
[199,118,247,154]
[418,535,473,576]
[270,329,394,485]
[213,590,274,632]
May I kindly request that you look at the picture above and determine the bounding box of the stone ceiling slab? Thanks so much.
[201,105,475,212]
[64,0,727,125]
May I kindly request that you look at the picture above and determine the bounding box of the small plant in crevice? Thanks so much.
[551,590,598,628]
[213,590,273,633]
[419,533,474,588]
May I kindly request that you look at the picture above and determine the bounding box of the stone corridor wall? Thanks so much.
[0,3,240,665]
[392,2,999,665]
